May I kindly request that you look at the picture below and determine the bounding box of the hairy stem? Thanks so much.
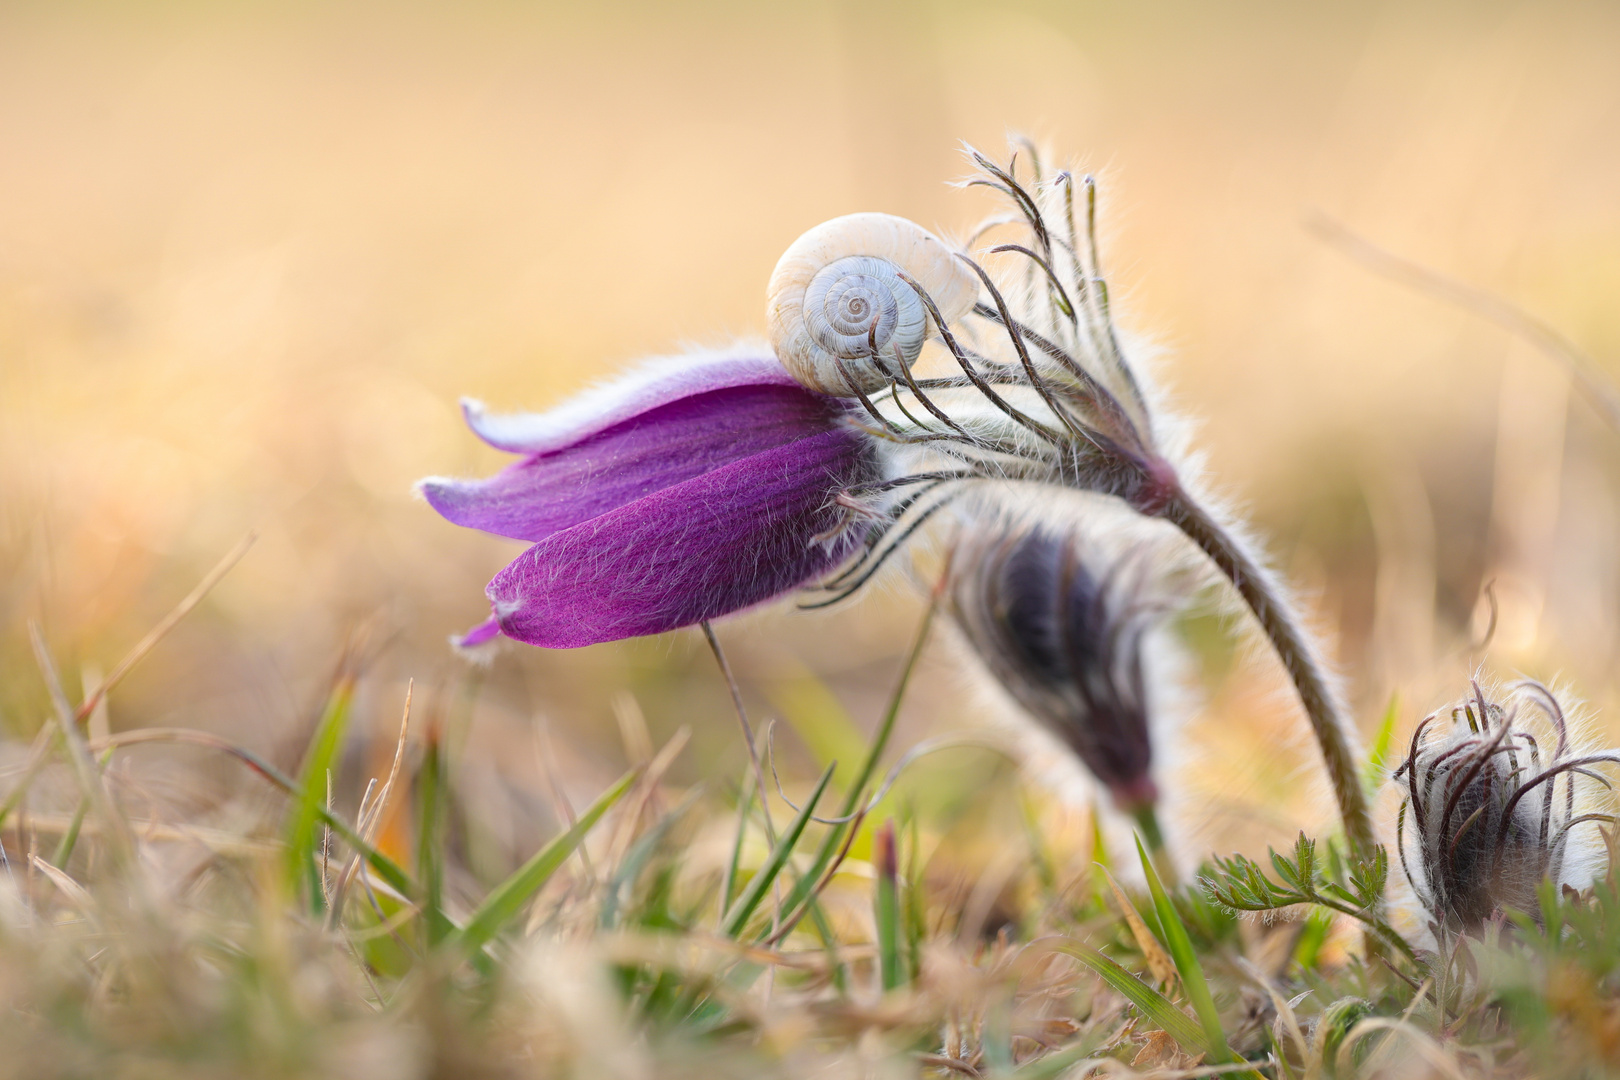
[1162,493,1376,860]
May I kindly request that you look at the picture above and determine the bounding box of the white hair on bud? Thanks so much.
[1388,677,1618,943]
[941,485,1201,875]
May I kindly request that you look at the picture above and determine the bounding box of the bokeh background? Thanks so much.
[4,0,1619,872]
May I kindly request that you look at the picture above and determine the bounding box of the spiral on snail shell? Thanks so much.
[767,212,980,396]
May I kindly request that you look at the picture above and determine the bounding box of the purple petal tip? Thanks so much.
[453,615,503,649]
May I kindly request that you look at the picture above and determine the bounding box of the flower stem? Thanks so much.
[701,621,778,848]
[1161,492,1376,861]
[1130,803,1177,888]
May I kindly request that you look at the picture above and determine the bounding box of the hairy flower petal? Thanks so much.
[459,354,801,454]
[421,382,845,542]
[455,616,503,648]
[483,428,871,648]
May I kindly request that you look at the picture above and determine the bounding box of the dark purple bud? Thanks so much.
[951,522,1163,812]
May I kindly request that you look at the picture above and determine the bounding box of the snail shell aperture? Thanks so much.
[767,212,979,396]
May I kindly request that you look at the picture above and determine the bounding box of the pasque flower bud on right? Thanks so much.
[1394,680,1620,934]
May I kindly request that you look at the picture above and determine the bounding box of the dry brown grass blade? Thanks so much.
[595,928,846,975]
[1307,212,1620,432]
[330,680,412,922]
[607,725,691,871]
[612,690,653,767]
[29,853,95,912]
[0,537,256,833]
[80,664,110,745]
[916,1052,984,1077]
[28,623,136,864]
[1100,865,1177,989]
[1235,956,1308,1065]
[20,812,277,857]
[75,532,256,724]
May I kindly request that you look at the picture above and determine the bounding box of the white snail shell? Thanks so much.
[767,212,979,396]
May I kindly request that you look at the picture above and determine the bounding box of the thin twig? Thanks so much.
[702,622,777,848]
[28,624,136,866]
[76,532,256,723]
[1307,212,1620,431]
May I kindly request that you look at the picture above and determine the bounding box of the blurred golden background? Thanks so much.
[4,0,1619,868]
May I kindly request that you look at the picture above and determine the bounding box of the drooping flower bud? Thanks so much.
[950,519,1170,818]
[1393,681,1618,933]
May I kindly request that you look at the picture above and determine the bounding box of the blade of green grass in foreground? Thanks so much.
[723,761,835,939]
[1054,941,1211,1055]
[721,776,753,917]
[771,593,939,930]
[417,722,450,945]
[452,769,637,957]
[283,677,354,913]
[52,747,114,868]
[1135,837,1265,1079]
[1362,695,1399,797]
[1007,1027,1111,1078]
[81,726,417,898]
[873,820,902,991]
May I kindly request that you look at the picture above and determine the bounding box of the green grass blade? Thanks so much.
[453,769,636,956]
[282,677,354,913]
[903,810,924,984]
[771,594,938,926]
[1089,804,1112,909]
[1009,1028,1111,1078]
[600,787,703,930]
[1135,837,1257,1075]
[721,777,753,917]
[74,724,416,898]
[416,721,450,944]
[1362,695,1399,796]
[1054,941,1211,1055]
[722,761,835,938]
[52,747,115,868]
[873,820,902,991]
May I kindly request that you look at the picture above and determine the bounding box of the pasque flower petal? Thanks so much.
[458,354,801,454]
[420,381,846,542]
[483,427,872,648]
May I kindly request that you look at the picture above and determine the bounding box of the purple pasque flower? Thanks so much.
[419,350,880,649]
